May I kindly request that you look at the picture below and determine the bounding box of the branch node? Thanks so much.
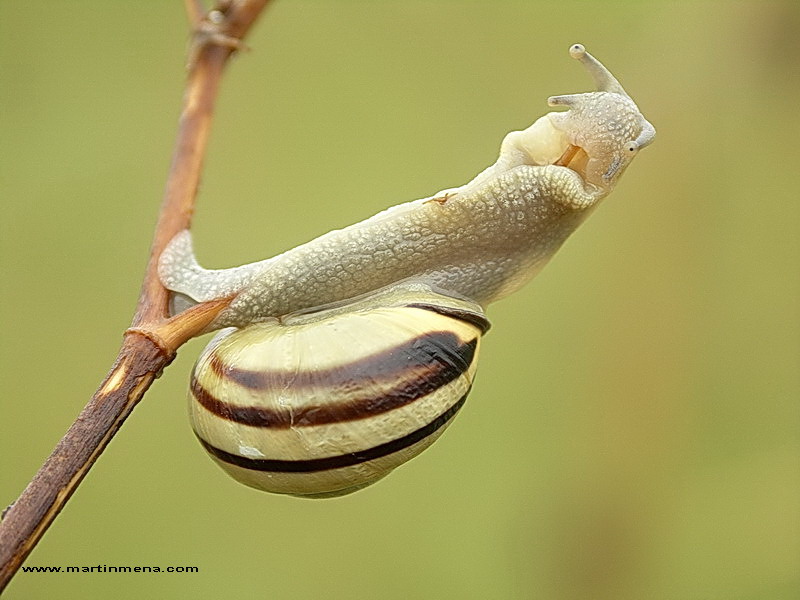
[124,327,174,363]
[187,6,252,70]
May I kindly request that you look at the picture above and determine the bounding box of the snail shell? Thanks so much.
[189,286,489,498]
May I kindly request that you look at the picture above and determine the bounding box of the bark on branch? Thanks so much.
[0,0,271,591]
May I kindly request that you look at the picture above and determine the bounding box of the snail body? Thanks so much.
[160,45,655,497]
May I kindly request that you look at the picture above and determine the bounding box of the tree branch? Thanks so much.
[0,0,270,591]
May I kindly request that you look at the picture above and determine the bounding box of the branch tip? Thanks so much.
[184,0,206,28]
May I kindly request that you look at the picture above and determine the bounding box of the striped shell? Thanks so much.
[189,289,489,498]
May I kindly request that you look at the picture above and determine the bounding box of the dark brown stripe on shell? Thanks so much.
[192,335,477,428]
[196,389,469,473]
[406,303,491,334]
[209,331,475,389]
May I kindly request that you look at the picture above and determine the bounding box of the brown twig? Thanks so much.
[0,0,270,591]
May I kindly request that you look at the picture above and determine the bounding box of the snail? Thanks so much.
[159,44,655,498]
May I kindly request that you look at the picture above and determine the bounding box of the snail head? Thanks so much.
[546,44,655,189]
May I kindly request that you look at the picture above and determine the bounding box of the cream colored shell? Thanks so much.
[189,289,488,498]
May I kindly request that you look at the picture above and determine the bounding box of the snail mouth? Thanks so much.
[514,114,591,184]
[553,143,590,179]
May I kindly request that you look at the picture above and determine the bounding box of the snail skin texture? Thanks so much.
[159,44,655,498]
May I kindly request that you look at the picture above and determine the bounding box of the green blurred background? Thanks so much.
[1,1,798,598]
